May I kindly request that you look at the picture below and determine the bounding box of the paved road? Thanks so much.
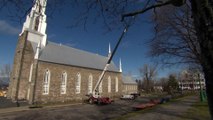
[0,100,139,120]
[0,97,28,108]
[0,96,197,120]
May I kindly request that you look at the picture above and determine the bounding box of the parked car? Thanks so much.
[120,94,135,100]
[130,93,140,98]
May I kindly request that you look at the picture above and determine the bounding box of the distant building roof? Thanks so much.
[31,41,120,72]
[122,75,137,84]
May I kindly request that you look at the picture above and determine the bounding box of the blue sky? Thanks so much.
[0,1,181,79]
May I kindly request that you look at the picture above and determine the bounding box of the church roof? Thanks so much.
[31,41,120,72]
[122,75,137,84]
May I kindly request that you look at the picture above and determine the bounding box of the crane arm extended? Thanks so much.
[92,26,129,97]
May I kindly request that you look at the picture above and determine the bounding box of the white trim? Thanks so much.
[34,41,41,59]
[76,73,81,94]
[28,64,33,82]
[115,77,119,92]
[27,87,30,100]
[88,74,93,94]
[43,69,50,95]
[108,76,111,93]
[61,72,67,94]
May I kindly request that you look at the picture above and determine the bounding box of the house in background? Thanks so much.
[0,76,9,97]
[0,87,8,97]
[178,70,205,90]
[122,75,138,94]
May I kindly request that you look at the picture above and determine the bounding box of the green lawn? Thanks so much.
[113,94,211,120]
[181,101,211,120]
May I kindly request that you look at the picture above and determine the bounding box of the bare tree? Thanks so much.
[135,79,143,92]
[139,64,158,92]
[149,4,201,65]
[121,1,213,117]
[158,77,169,91]
[0,64,11,77]
[0,64,11,86]
[1,0,213,118]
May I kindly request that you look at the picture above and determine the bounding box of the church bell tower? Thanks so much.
[20,0,47,47]
[7,0,48,103]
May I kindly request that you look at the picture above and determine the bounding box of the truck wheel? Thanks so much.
[97,100,101,105]
[89,99,93,104]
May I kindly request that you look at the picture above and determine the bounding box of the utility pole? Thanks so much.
[198,73,204,102]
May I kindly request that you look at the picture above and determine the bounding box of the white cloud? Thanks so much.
[0,20,20,35]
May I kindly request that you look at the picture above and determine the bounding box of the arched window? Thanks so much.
[115,77,118,92]
[43,69,50,95]
[108,76,111,93]
[61,72,67,94]
[76,73,81,94]
[98,76,103,93]
[34,16,40,31]
[88,74,93,94]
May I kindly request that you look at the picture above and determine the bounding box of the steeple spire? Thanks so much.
[119,58,122,72]
[33,0,47,15]
[108,43,111,57]
[20,0,47,47]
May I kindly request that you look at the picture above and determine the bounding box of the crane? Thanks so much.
[87,25,129,104]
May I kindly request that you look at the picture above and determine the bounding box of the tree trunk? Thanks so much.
[190,0,213,119]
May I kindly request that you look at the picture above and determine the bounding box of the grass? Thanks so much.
[116,97,183,120]
[113,107,155,120]
[113,93,210,120]
[181,101,211,120]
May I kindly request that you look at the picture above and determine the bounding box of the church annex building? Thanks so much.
[7,0,137,104]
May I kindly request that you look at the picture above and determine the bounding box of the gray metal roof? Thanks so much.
[122,75,137,84]
[31,41,119,72]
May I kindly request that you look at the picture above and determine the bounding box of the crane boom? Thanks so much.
[92,26,128,97]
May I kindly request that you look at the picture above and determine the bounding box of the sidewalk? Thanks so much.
[0,106,30,114]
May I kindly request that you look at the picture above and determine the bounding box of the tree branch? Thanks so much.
[121,0,172,21]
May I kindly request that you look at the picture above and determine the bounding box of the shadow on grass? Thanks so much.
[113,95,209,120]
[183,101,211,120]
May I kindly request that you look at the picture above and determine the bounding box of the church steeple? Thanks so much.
[20,0,47,47]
